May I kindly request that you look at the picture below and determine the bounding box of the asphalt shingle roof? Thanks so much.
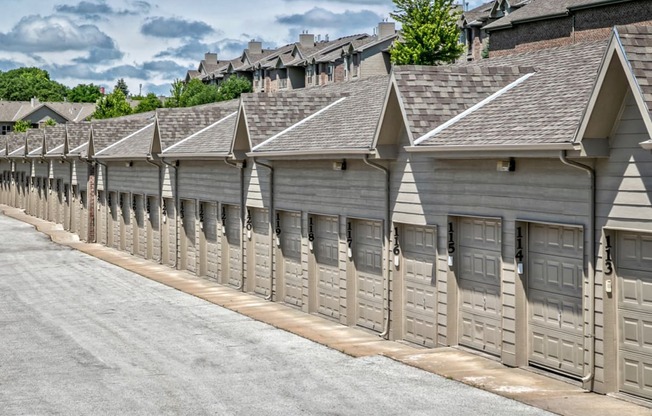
[156,100,239,151]
[617,25,652,121]
[91,117,155,157]
[395,65,531,141]
[25,128,44,156]
[484,0,625,30]
[95,122,156,158]
[43,124,67,156]
[252,75,390,153]
[414,39,608,147]
[163,111,238,155]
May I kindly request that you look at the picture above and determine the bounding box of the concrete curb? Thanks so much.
[2,206,650,416]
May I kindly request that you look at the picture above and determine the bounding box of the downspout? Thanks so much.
[363,154,391,340]
[94,159,108,245]
[161,158,179,268]
[146,154,162,264]
[559,150,595,390]
[224,157,246,291]
[254,158,275,301]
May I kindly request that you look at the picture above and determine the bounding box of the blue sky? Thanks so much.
[0,0,486,96]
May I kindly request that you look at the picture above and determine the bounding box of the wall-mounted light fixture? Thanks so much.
[497,158,515,172]
[221,206,227,235]
[332,159,347,171]
[347,221,353,259]
[447,222,455,267]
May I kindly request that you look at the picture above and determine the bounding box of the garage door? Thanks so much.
[250,208,271,297]
[162,198,176,268]
[79,191,88,242]
[314,215,340,320]
[224,204,241,287]
[280,211,303,308]
[120,193,131,252]
[528,223,584,377]
[200,202,218,279]
[402,224,437,347]
[109,192,119,249]
[618,231,652,400]
[146,196,160,261]
[134,194,146,258]
[354,219,384,332]
[458,217,502,356]
[98,191,107,246]
[181,200,197,274]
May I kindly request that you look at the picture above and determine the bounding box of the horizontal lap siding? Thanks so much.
[273,160,385,220]
[595,92,652,393]
[72,160,88,190]
[107,162,158,195]
[50,162,69,180]
[33,162,48,178]
[245,163,270,209]
[391,137,591,361]
[177,161,240,204]
[97,164,105,190]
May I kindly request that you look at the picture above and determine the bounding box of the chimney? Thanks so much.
[31,97,39,107]
[204,52,218,65]
[300,32,315,48]
[248,40,262,55]
[377,21,396,38]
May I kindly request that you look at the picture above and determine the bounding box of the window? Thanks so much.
[1,125,12,135]
[306,65,314,84]
[352,54,360,78]
[254,69,261,88]
[327,63,334,82]
[278,69,288,89]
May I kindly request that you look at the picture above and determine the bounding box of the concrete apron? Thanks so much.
[2,204,650,416]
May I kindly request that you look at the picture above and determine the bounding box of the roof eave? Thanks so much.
[407,142,575,153]
[158,152,230,160]
[246,148,373,160]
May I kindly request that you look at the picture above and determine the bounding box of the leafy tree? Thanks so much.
[67,83,102,103]
[134,93,163,113]
[114,78,129,96]
[0,68,69,101]
[165,79,185,108]
[390,0,464,65]
[217,76,252,101]
[44,119,57,127]
[13,120,31,132]
[91,89,133,119]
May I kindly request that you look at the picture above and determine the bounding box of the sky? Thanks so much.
[0,0,487,97]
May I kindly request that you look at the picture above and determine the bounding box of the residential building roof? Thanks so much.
[394,65,531,141]
[25,128,44,156]
[43,124,67,156]
[251,75,390,154]
[412,39,608,148]
[94,122,156,159]
[0,100,95,123]
[484,0,630,30]
[617,24,652,120]
[155,100,240,151]
[89,115,155,158]
[461,1,495,26]
[162,111,238,156]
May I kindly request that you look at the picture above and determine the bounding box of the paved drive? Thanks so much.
[0,215,551,415]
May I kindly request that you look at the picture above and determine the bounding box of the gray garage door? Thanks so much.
[458,217,502,356]
[146,196,160,261]
[162,198,176,268]
[133,194,145,257]
[181,199,197,274]
[528,223,584,377]
[251,208,271,297]
[109,192,119,249]
[224,204,242,287]
[354,219,384,333]
[280,211,303,308]
[618,231,652,400]
[402,224,437,347]
[314,215,340,320]
[201,202,218,279]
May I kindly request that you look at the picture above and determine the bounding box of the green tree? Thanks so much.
[91,89,133,119]
[114,78,129,96]
[13,120,31,132]
[165,79,185,108]
[134,93,163,113]
[44,119,57,127]
[67,83,102,103]
[217,76,252,101]
[0,67,69,101]
[390,0,464,65]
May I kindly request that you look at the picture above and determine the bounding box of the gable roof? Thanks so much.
[43,124,67,156]
[406,38,608,151]
[250,75,390,157]
[0,101,95,123]
[162,111,238,157]
[155,100,240,153]
[484,0,633,31]
[575,25,652,150]
[6,131,26,158]
[25,128,45,157]
[89,115,155,158]
[94,122,156,159]
[394,65,531,143]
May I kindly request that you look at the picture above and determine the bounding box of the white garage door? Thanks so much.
[458,217,502,356]
[280,211,303,308]
[134,194,146,258]
[402,224,437,347]
[202,202,218,279]
[354,219,384,333]
[314,215,340,320]
[251,208,270,297]
[146,196,160,261]
[618,231,652,400]
[224,205,241,287]
[528,223,584,377]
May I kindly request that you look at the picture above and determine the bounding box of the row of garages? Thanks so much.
[2,26,652,403]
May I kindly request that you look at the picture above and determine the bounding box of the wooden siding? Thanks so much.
[360,45,391,78]
[72,160,89,190]
[107,162,158,195]
[595,91,652,394]
[177,161,240,204]
[244,162,270,209]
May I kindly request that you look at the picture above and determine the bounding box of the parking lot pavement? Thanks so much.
[0,214,554,415]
